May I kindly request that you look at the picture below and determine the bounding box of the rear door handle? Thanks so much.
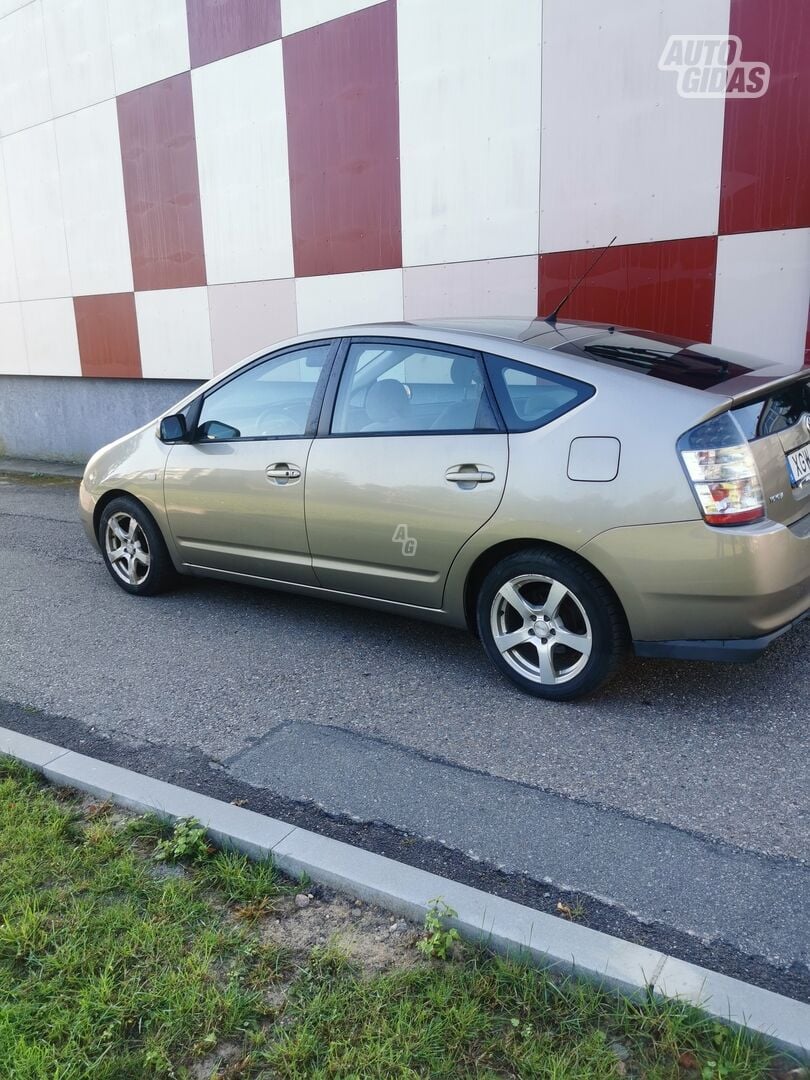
[266,462,302,483]
[445,464,496,485]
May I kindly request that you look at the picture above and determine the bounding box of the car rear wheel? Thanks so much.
[98,496,177,596]
[476,549,626,700]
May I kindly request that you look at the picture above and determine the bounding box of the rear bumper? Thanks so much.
[579,515,810,644]
[633,607,809,663]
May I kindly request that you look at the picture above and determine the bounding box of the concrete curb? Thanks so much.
[0,456,84,479]
[1,726,807,1061]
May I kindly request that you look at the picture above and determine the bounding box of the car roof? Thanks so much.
[412,315,609,344]
[335,316,777,362]
[304,317,795,394]
[320,316,606,347]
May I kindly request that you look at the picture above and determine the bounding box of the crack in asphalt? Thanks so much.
[294,720,809,869]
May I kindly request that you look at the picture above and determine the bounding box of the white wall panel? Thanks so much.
[3,122,71,300]
[209,279,297,375]
[281,0,383,36]
[398,0,542,267]
[0,302,27,373]
[21,298,81,375]
[0,145,19,302]
[539,0,729,253]
[712,229,810,368]
[0,1,52,136]
[193,43,293,285]
[55,100,133,296]
[109,0,189,96]
[296,269,403,332]
[136,287,213,380]
[403,257,538,319]
[43,0,115,117]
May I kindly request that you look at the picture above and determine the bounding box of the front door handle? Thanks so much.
[445,464,496,486]
[266,462,302,484]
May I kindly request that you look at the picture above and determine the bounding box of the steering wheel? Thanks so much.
[255,400,310,436]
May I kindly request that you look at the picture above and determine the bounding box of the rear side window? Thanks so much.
[485,355,594,432]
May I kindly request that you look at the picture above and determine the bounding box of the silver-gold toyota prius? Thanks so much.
[80,318,810,701]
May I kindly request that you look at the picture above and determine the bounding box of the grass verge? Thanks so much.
[0,758,788,1079]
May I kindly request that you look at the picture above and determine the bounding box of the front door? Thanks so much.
[305,339,508,608]
[164,342,332,584]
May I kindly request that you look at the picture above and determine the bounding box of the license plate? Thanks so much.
[786,442,810,487]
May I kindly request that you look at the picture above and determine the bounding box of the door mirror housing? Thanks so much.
[159,414,188,443]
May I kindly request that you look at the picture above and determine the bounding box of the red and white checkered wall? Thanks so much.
[0,0,808,382]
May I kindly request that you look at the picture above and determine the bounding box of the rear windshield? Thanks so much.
[733,375,810,439]
[555,331,752,390]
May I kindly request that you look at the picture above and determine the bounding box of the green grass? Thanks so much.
[0,758,781,1079]
[258,948,774,1079]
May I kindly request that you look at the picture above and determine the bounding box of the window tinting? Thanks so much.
[331,342,499,435]
[197,345,330,440]
[485,355,594,432]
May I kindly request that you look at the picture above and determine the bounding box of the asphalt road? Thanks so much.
[1,476,808,996]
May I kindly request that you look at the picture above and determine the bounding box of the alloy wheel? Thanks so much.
[104,511,151,587]
[489,573,592,685]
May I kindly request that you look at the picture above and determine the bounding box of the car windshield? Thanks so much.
[554,331,752,390]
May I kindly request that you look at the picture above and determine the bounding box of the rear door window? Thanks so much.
[485,355,594,432]
[331,341,499,435]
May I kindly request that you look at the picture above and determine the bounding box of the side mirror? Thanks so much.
[159,414,188,443]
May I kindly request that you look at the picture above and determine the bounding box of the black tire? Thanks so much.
[98,495,177,596]
[476,547,627,701]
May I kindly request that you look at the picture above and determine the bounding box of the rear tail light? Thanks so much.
[677,413,765,526]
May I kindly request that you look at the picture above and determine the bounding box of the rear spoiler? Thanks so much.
[703,366,809,409]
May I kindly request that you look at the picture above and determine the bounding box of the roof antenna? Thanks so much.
[543,235,617,326]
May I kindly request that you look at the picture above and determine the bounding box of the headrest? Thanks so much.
[451,356,477,387]
[365,379,409,422]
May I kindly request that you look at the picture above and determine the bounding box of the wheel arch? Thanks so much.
[93,488,163,543]
[462,537,630,638]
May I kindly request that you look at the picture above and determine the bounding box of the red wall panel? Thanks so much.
[538,237,718,343]
[283,0,402,277]
[117,73,207,292]
[720,0,810,234]
[74,293,142,378]
[186,0,281,69]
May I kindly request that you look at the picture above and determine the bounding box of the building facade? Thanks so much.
[0,0,808,461]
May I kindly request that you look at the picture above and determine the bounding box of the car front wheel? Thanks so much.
[98,496,177,596]
[476,549,626,701]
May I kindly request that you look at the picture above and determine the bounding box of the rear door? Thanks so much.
[304,338,508,608]
[732,373,810,525]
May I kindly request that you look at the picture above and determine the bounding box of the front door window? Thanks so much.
[196,344,331,440]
